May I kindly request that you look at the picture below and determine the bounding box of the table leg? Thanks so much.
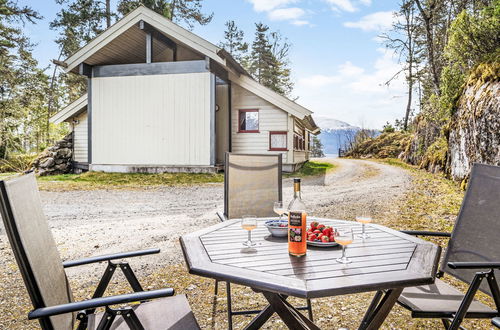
[243,304,275,330]
[260,292,319,330]
[358,288,403,330]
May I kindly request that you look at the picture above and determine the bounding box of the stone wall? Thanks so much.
[32,134,73,176]
[448,77,500,181]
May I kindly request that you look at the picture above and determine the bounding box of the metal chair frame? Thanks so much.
[392,163,500,330]
[217,153,313,329]
[0,175,195,330]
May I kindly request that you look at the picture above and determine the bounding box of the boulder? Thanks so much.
[40,157,55,168]
[448,76,500,181]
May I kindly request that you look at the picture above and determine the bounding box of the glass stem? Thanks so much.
[248,230,251,244]
[362,223,365,235]
[341,245,346,259]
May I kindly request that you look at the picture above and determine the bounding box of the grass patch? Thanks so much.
[37,171,224,191]
[285,161,336,178]
[0,172,17,180]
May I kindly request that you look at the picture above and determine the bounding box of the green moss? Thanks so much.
[345,132,412,159]
[284,161,336,178]
[420,137,448,170]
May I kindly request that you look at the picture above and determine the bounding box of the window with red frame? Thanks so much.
[293,131,306,151]
[238,109,259,132]
[269,131,287,151]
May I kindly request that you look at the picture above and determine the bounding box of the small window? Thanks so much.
[239,109,259,132]
[269,131,287,151]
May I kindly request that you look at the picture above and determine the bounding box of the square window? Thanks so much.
[239,110,259,132]
[269,132,287,151]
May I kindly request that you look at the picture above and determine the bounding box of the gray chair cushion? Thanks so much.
[0,174,73,329]
[398,278,497,318]
[87,294,200,329]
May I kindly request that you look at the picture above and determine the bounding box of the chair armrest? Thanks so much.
[400,230,451,238]
[28,288,174,320]
[447,262,500,270]
[63,248,160,268]
[492,317,500,328]
[216,211,228,222]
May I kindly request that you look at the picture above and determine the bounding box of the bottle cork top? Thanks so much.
[294,178,301,183]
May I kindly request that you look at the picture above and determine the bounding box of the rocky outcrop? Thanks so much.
[448,72,500,181]
[32,134,73,176]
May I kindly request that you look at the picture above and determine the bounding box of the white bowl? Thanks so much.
[265,220,288,238]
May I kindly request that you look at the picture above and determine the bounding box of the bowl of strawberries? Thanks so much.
[306,221,339,247]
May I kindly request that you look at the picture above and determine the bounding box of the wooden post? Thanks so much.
[146,31,152,63]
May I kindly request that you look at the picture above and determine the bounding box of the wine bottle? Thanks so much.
[288,178,307,257]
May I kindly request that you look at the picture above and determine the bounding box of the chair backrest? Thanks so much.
[224,153,282,219]
[0,173,73,329]
[442,163,500,296]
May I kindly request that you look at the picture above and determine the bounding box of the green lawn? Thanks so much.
[36,171,224,191]
[285,160,337,178]
[1,160,336,191]
[0,172,17,180]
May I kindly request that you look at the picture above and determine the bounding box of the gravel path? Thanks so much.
[0,158,411,285]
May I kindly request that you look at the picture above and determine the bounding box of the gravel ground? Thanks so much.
[0,158,414,328]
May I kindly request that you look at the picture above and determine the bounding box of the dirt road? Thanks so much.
[0,158,411,284]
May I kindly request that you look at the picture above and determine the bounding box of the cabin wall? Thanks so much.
[231,84,290,163]
[72,111,88,163]
[216,84,229,164]
[91,72,212,166]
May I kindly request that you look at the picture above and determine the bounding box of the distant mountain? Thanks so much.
[315,117,360,156]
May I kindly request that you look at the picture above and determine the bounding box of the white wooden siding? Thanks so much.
[231,85,290,163]
[91,72,211,166]
[73,111,88,163]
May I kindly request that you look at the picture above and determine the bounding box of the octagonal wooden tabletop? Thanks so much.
[180,218,441,299]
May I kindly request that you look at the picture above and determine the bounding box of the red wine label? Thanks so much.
[289,211,302,226]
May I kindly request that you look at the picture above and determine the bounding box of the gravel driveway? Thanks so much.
[1,158,411,285]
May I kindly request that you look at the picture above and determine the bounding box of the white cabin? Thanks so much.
[50,6,319,173]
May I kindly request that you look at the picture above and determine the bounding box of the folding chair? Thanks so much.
[0,173,200,330]
[215,153,313,329]
[396,163,500,329]
[493,317,500,328]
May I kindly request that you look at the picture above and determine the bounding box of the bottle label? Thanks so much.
[289,228,302,242]
[289,211,302,226]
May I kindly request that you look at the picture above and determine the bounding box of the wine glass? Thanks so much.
[336,228,354,264]
[241,215,257,247]
[356,207,373,239]
[273,201,285,221]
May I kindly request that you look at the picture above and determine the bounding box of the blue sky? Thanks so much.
[20,0,406,129]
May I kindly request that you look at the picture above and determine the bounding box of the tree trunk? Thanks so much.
[106,0,111,28]
[414,0,441,95]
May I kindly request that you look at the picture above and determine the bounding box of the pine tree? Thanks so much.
[248,23,294,97]
[117,0,213,30]
[310,136,325,158]
[0,1,57,158]
[219,20,248,62]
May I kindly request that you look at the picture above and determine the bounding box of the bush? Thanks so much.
[0,153,37,173]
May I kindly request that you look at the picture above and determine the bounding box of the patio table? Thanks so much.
[180,217,441,329]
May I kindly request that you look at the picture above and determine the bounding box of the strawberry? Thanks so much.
[313,229,321,234]
[323,228,332,237]
[308,234,317,241]
[310,221,319,229]
[321,236,330,242]
[329,235,335,242]
[317,233,324,239]
[317,224,326,231]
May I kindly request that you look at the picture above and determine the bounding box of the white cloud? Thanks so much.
[344,11,396,32]
[292,20,310,26]
[246,0,297,12]
[296,49,407,128]
[338,61,364,76]
[325,0,357,12]
[359,0,372,5]
[269,7,305,21]
[298,74,342,88]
